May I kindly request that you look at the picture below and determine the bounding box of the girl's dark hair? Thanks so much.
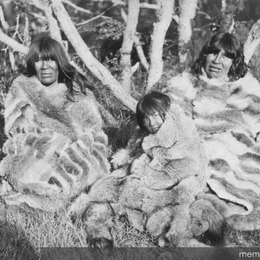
[192,32,248,81]
[136,92,171,131]
[25,36,94,100]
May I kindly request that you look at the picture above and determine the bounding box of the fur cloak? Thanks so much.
[165,71,260,230]
[108,103,208,240]
[0,75,110,210]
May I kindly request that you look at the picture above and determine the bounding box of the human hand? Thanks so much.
[110,149,130,170]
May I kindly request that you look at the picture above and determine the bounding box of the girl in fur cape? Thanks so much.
[165,31,260,231]
[0,36,110,211]
[108,91,208,246]
[111,91,207,191]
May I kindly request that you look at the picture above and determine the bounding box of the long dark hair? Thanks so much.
[25,36,94,100]
[136,92,171,131]
[192,32,248,81]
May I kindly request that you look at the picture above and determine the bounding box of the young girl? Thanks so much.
[111,91,207,190]
[111,92,170,171]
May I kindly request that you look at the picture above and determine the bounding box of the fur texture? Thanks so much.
[166,71,260,231]
[0,75,110,211]
[80,102,209,246]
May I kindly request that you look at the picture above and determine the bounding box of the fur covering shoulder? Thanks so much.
[4,75,102,139]
[0,75,110,211]
[165,71,260,230]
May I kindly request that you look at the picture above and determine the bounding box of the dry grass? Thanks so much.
[4,202,260,259]
[0,203,157,259]
[225,226,260,247]
[6,205,88,248]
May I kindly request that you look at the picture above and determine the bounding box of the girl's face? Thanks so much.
[143,111,164,133]
[204,49,233,79]
[35,56,59,86]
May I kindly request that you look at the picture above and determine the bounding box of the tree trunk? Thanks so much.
[244,19,260,64]
[178,0,198,68]
[50,0,137,112]
[32,0,62,44]
[134,34,149,71]
[120,0,140,94]
[146,0,174,93]
[219,0,236,32]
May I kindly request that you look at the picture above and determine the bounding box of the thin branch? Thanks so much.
[134,34,149,70]
[140,3,159,9]
[77,3,119,26]
[62,0,92,14]
[0,28,28,54]
[0,6,9,31]
[50,0,137,112]
[244,19,260,64]
[121,8,149,71]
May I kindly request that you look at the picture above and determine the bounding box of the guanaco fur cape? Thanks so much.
[106,103,208,243]
[166,71,260,230]
[0,75,110,211]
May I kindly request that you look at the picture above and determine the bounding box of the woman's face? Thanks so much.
[204,49,233,79]
[35,56,59,86]
[143,111,164,133]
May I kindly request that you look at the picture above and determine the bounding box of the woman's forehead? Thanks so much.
[145,108,160,116]
[36,52,55,60]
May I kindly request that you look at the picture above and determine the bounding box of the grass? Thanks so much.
[3,202,260,257]
[225,227,260,247]
[0,203,157,260]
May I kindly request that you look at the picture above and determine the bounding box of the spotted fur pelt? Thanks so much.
[69,103,209,246]
[165,70,260,230]
[0,75,110,211]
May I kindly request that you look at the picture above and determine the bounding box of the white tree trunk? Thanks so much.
[120,0,140,94]
[178,0,198,66]
[134,34,149,71]
[121,8,149,72]
[244,19,260,64]
[32,0,62,44]
[50,0,137,112]
[0,28,28,54]
[146,0,174,93]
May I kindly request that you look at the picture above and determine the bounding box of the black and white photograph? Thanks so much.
[0,0,260,259]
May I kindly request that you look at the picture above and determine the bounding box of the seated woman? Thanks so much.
[164,31,260,231]
[0,36,110,211]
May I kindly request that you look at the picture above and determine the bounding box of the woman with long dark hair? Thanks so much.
[1,36,110,213]
[165,31,260,238]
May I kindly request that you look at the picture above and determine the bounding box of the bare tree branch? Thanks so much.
[134,34,149,70]
[0,5,9,32]
[0,28,28,54]
[76,4,115,26]
[50,0,137,112]
[62,0,92,14]
[120,0,140,93]
[178,0,198,67]
[120,8,149,72]
[244,19,260,64]
[146,0,174,93]
[31,0,62,43]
